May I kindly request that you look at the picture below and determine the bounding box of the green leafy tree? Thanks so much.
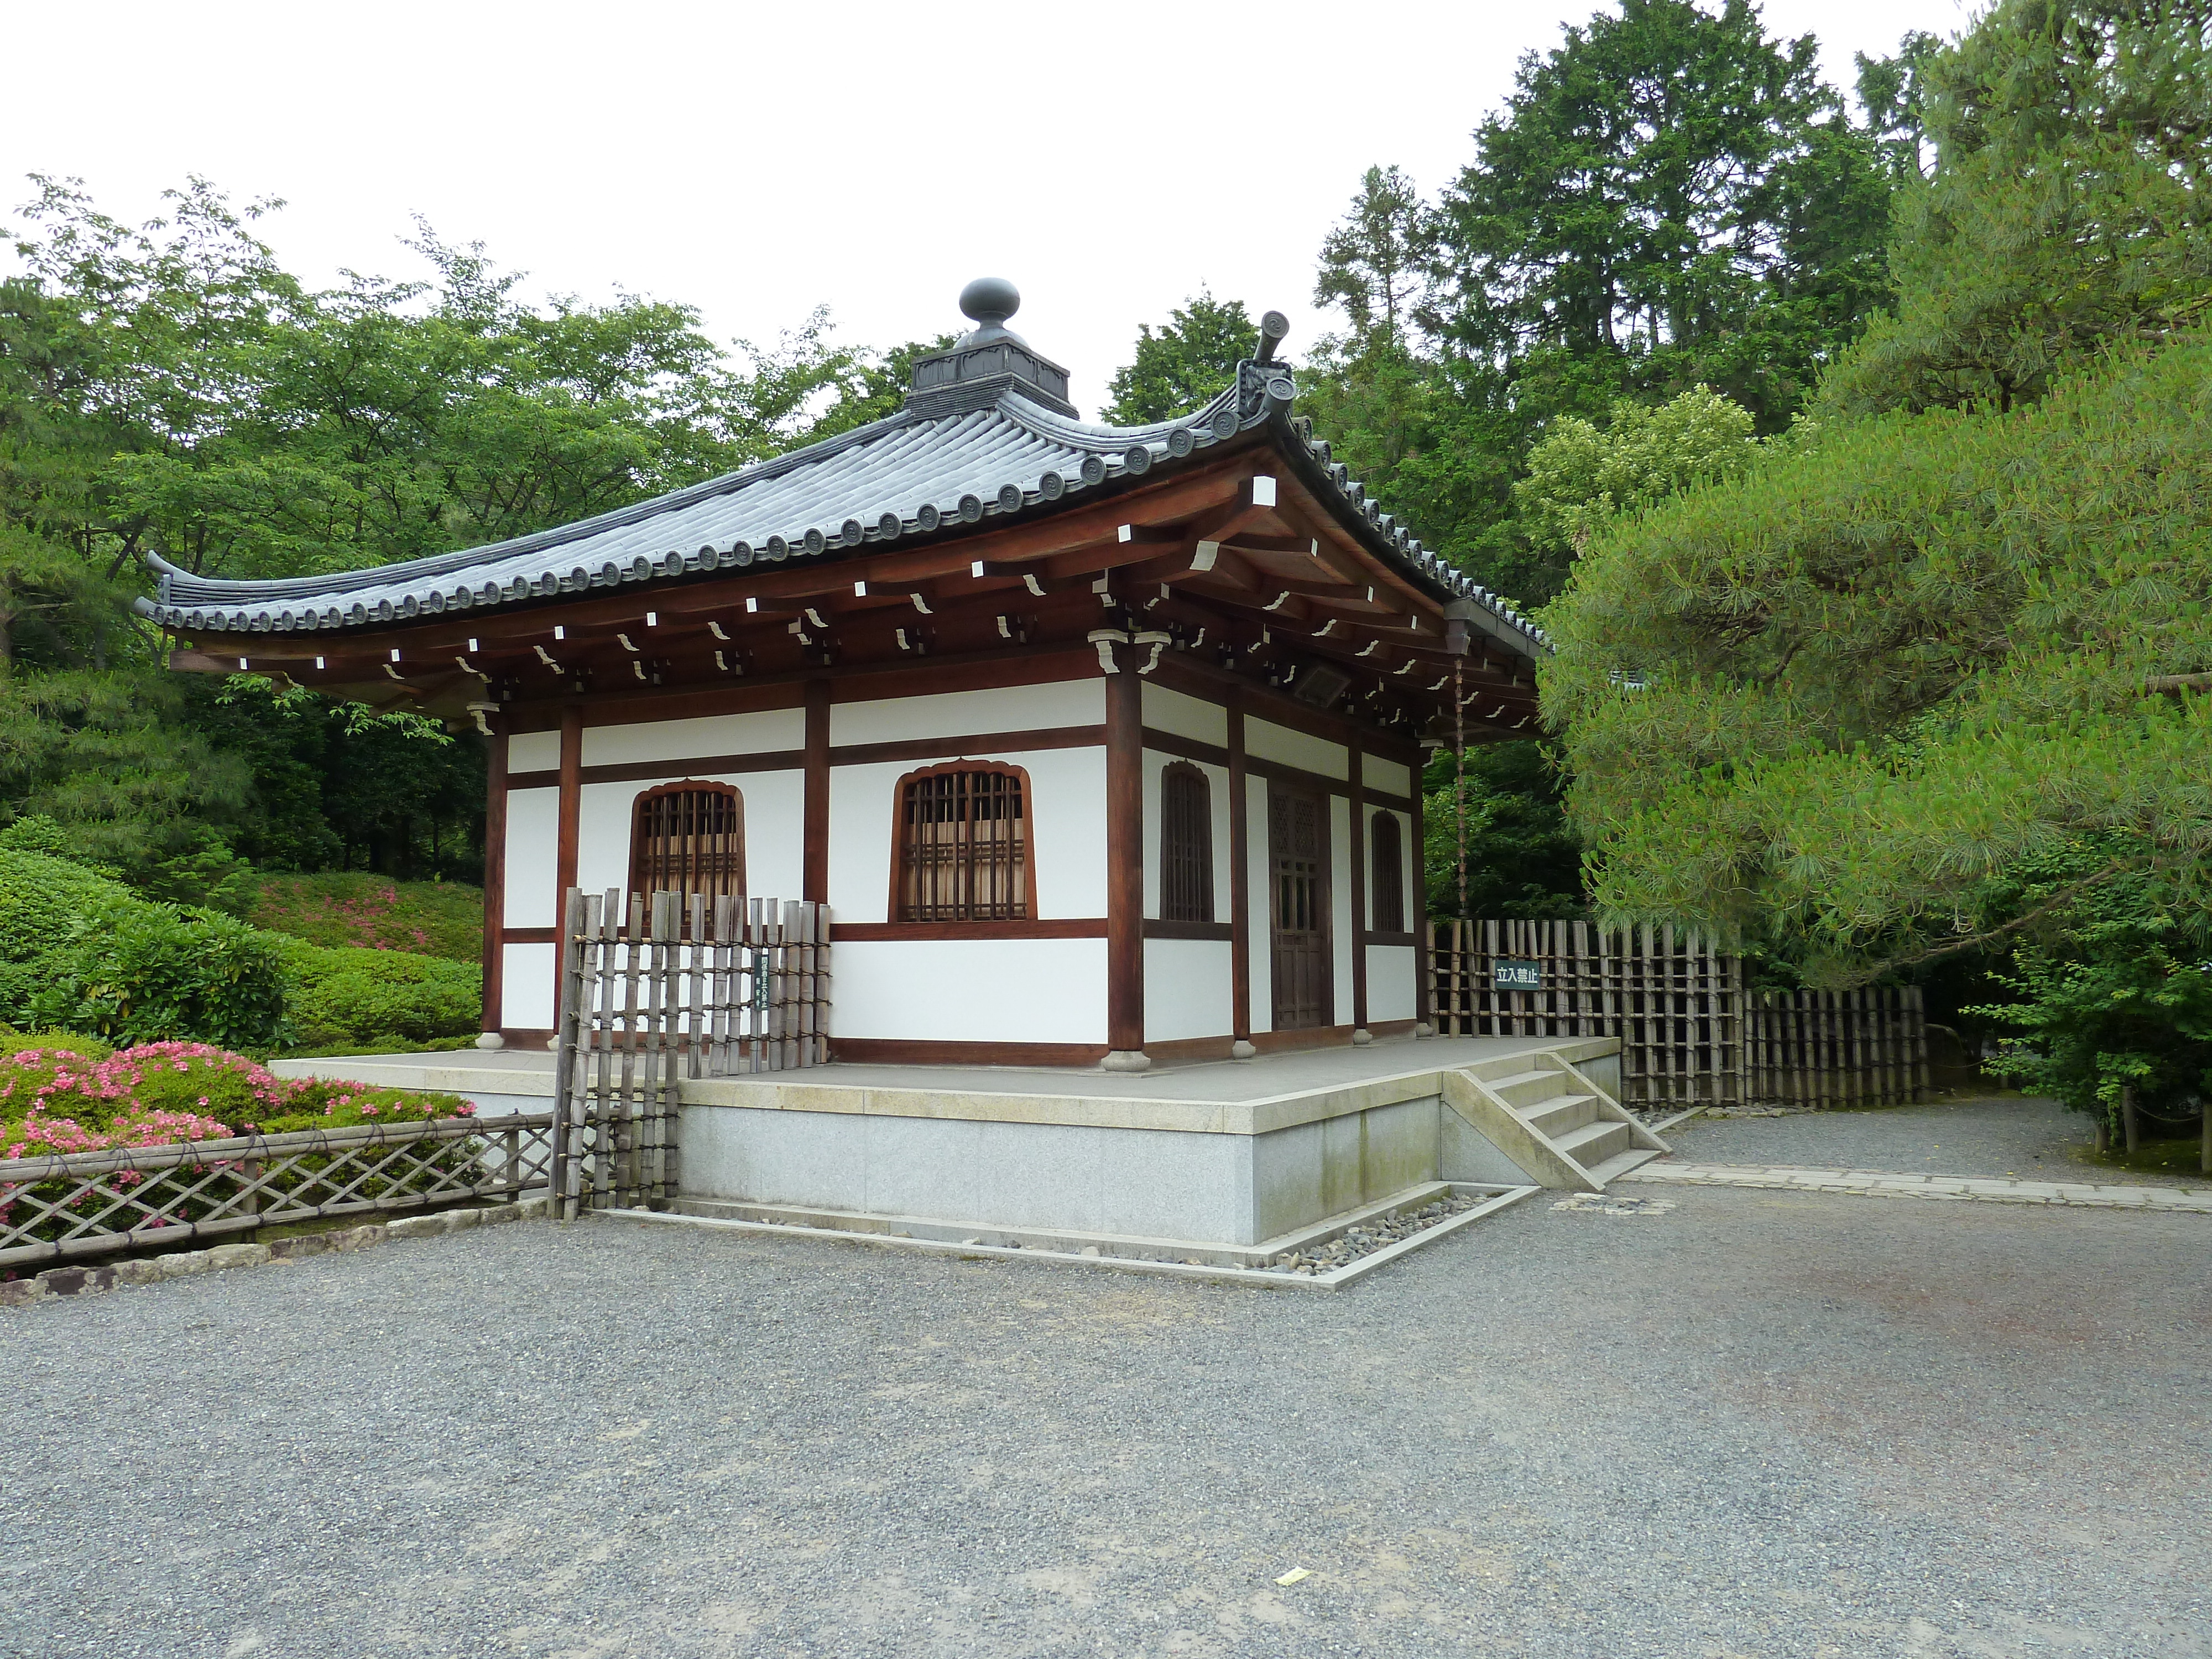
[1818,0,2212,417]
[1512,384,1761,596]
[801,333,958,441]
[1422,741,1585,920]
[1102,293,1259,426]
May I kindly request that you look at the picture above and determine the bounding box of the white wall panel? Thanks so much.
[828,747,1107,922]
[1145,939,1233,1042]
[509,730,561,773]
[834,678,1102,746]
[1366,945,1418,1022]
[503,790,559,928]
[836,940,1109,1042]
[500,942,556,1030]
[1141,681,1228,748]
[581,707,803,768]
[1246,717,1348,781]
[1363,753,1413,798]
[575,782,635,898]
[1245,774,1273,1034]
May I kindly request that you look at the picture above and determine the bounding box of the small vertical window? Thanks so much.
[1159,762,1214,923]
[894,763,1032,922]
[1370,811,1406,933]
[629,783,746,907]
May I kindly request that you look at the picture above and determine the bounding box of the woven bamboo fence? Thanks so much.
[1428,919,1926,1109]
[0,1114,552,1270]
[552,888,830,1220]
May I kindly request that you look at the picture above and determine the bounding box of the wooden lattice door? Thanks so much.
[1268,785,1332,1030]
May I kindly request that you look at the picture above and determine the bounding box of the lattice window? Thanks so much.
[1370,811,1406,933]
[629,783,745,909]
[1159,762,1214,924]
[893,763,1031,922]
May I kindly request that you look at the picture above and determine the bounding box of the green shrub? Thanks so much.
[0,1045,118,1125]
[0,848,137,964]
[259,1077,475,1134]
[98,1041,301,1127]
[269,936,481,1049]
[0,1030,112,1062]
[250,873,483,963]
[27,898,290,1050]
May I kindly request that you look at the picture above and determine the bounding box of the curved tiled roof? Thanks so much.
[139,363,1547,653]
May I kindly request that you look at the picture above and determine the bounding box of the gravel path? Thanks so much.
[1663,1092,2210,1183]
[7,1180,2206,1657]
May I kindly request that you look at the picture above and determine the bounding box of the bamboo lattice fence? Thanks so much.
[552,888,830,1220]
[0,1114,553,1270]
[1428,919,1926,1109]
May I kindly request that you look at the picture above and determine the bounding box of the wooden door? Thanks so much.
[1269,784,1332,1029]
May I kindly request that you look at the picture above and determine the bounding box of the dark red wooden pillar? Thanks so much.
[803,680,831,904]
[1412,750,1433,1032]
[1349,731,1369,1039]
[552,703,582,1029]
[481,714,508,1040]
[1227,688,1251,1054]
[1104,651,1145,1062]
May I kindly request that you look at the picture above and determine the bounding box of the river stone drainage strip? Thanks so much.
[1620,1162,2212,1211]
[599,1182,1541,1290]
[1552,1193,1677,1216]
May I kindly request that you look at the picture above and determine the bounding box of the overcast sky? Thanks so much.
[5,0,1963,420]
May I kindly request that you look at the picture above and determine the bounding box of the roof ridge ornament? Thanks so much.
[907,279,1077,420]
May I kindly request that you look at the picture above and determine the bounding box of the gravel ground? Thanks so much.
[1665,1092,2211,1183]
[7,1174,2207,1658]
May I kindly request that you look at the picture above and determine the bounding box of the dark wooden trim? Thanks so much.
[1410,755,1431,1024]
[1349,731,1368,1032]
[554,705,582,1020]
[1141,725,1411,813]
[1105,650,1144,1053]
[836,917,1103,941]
[1143,920,1234,941]
[1142,1019,1419,1065]
[507,723,1109,792]
[1364,930,1420,948]
[1143,651,1425,769]
[803,679,830,903]
[828,1038,1110,1068]
[1227,691,1250,1043]
[831,724,1103,770]
[502,927,560,945]
[481,723,508,1035]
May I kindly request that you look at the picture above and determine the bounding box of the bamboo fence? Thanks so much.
[552,888,831,1220]
[0,1114,552,1270]
[1428,919,1926,1109]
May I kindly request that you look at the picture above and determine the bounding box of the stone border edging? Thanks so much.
[0,1196,553,1307]
[1620,1162,2212,1212]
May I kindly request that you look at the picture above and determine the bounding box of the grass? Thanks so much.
[250,873,482,963]
[2068,1128,2210,1181]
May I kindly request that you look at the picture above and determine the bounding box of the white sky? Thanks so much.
[3,0,1964,420]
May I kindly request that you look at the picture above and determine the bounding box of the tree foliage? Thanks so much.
[1102,293,1259,426]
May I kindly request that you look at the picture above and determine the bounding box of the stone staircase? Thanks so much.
[1441,1051,1669,1192]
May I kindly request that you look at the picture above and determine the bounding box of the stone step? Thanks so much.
[1483,1067,1574,1111]
[1554,1117,1633,1173]
[1523,1092,1600,1138]
[1582,1145,1666,1187]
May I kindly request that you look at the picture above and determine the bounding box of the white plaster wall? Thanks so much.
[1331,794,1354,1026]
[509,730,562,772]
[1145,939,1233,1042]
[500,942,556,1029]
[1140,681,1228,748]
[1246,717,1348,781]
[575,781,635,899]
[1245,774,1273,1034]
[1363,753,1413,798]
[836,938,1109,1043]
[834,678,1102,745]
[828,746,1107,924]
[503,790,559,928]
[580,707,804,768]
[1366,945,1418,1022]
[1140,752,1232,921]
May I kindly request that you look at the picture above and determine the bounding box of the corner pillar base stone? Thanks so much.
[1099,1049,1152,1073]
[1230,1039,1257,1060]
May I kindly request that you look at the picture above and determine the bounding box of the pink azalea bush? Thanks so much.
[2,1105,237,1160]
[100,1042,297,1126]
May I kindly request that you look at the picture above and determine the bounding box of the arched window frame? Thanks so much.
[627,781,747,915]
[1369,809,1407,935]
[889,760,1037,924]
[1158,761,1215,924]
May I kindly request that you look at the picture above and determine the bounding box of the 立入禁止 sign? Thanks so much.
[1493,959,1542,991]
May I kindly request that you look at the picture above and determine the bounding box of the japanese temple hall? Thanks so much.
[143,280,1548,1072]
